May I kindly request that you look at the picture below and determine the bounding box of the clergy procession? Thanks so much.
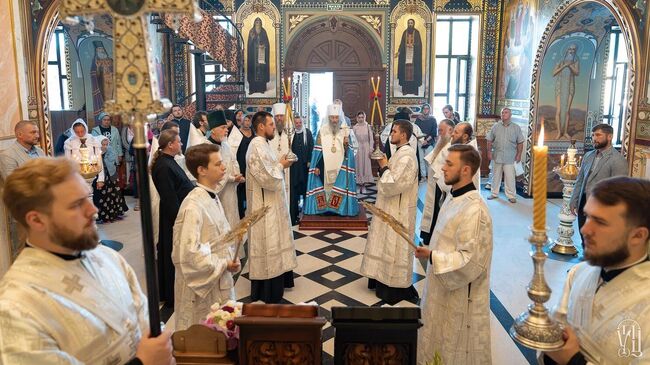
[2,0,650,364]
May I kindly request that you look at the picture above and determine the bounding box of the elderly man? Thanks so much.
[486,107,524,203]
[304,104,359,216]
[0,120,45,180]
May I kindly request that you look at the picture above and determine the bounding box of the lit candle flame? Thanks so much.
[537,123,545,147]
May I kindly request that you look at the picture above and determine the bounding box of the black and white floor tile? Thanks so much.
[234,183,425,363]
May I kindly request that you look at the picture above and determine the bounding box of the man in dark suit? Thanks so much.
[170,104,191,154]
[290,116,314,225]
[570,123,628,242]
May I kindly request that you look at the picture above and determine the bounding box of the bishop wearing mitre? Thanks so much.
[304,103,359,216]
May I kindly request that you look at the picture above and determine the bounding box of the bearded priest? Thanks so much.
[360,120,419,304]
[304,103,359,216]
[245,111,298,303]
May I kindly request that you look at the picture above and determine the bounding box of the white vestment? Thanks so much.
[188,123,208,148]
[360,144,418,287]
[380,122,423,155]
[421,139,480,233]
[317,124,356,193]
[228,125,244,156]
[0,246,147,365]
[214,140,242,232]
[246,136,297,280]
[172,186,236,331]
[421,140,451,232]
[268,130,291,198]
[550,261,650,364]
[418,189,493,365]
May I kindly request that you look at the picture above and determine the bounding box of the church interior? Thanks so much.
[1,0,650,364]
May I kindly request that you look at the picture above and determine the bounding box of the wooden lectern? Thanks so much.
[234,303,327,364]
[331,306,422,365]
[173,325,236,364]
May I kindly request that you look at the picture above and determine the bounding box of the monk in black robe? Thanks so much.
[289,117,314,225]
[396,19,423,95]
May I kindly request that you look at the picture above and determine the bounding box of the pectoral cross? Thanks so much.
[59,0,199,116]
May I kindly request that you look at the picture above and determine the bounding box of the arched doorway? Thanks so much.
[285,16,385,120]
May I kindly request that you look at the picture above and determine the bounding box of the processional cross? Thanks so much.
[59,0,200,337]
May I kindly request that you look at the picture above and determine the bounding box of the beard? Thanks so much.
[49,218,99,252]
[583,235,630,267]
[431,135,451,159]
[444,171,461,186]
[328,122,341,135]
[451,136,463,145]
[265,131,275,140]
[593,140,608,149]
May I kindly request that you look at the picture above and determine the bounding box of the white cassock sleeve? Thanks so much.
[378,152,417,197]
[429,204,491,291]
[247,145,285,191]
[174,208,229,299]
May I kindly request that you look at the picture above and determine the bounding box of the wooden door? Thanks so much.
[334,72,385,121]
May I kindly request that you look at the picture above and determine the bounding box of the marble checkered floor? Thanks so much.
[233,183,426,363]
[109,181,582,365]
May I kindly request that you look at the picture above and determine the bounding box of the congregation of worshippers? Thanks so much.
[2,0,650,363]
[1,100,648,364]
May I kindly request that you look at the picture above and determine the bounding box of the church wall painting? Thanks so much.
[78,36,115,123]
[391,14,428,98]
[536,34,596,143]
[498,0,536,101]
[242,13,277,98]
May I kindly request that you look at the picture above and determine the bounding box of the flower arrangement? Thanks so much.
[202,300,243,350]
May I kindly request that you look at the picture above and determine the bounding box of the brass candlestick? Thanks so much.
[283,76,298,162]
[509,228,564,350]
[550,140,581,255]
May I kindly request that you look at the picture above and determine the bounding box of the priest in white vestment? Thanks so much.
[188,111,209,148]
[269,102,291,197]
[419,119,454,245]
[0,157,174,365]
[542,177,650,365]
[415,144,493,365]
[205,110,245,234]
[360,120,419,304]
[173,143,241,331]
[246,111,298,303]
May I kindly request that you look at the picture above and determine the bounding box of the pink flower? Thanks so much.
[226,320,235,330]
[205,317,214,325]
[222,305,234,313]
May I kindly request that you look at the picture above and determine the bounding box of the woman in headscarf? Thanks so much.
[64,118,104,184]
[93,136,129,223]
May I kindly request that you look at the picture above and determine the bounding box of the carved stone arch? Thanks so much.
[285,16,383,71]
[524,0,641,194]
[33,0,63,154]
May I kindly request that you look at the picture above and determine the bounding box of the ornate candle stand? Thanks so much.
[282,76,298,162]
[510,229,564,350]
[77,138,102,191]
[550,142,581,255]
[369,76,385,160]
